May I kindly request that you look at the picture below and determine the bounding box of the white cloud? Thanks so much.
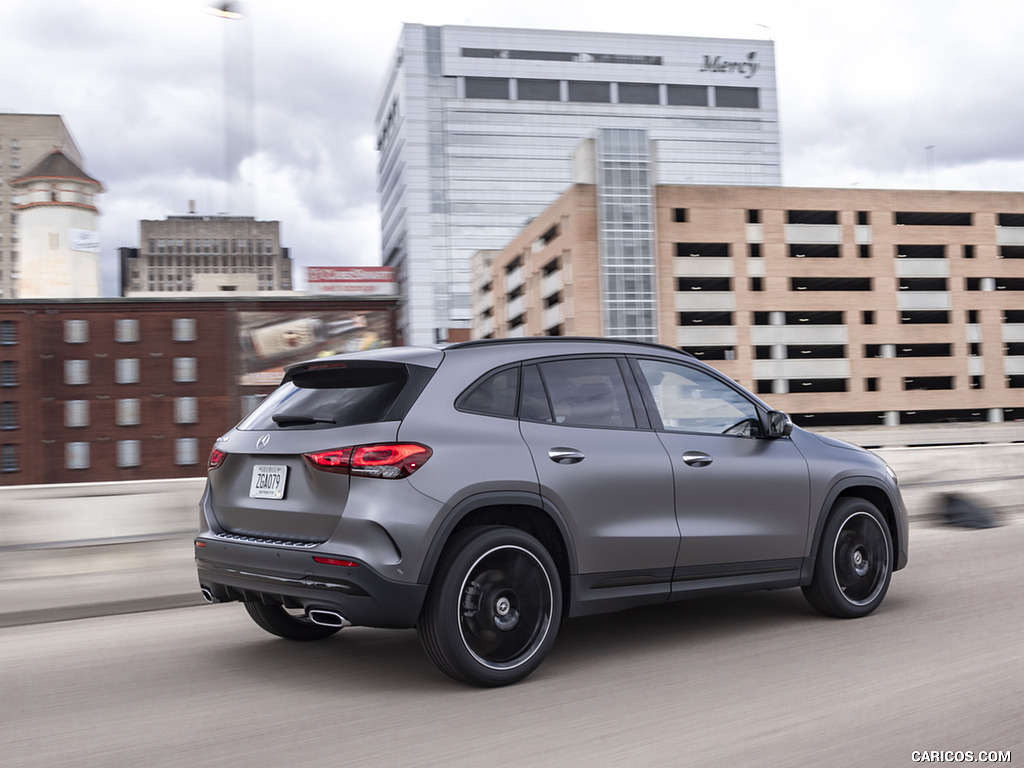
[4,0,1024,295]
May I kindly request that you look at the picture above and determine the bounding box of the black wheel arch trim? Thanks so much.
[416,490,578,585]
[802,476,905,584]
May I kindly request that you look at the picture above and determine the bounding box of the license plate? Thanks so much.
[249,464,288,499]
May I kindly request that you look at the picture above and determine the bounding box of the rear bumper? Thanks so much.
[195,535,427,629]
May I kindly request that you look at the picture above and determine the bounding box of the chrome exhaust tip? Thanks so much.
[306,609,351,628]
[200,588,215,603]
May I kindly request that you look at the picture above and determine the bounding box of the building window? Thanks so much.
[0,321,16,345]
[1,443,18,472]
[174,397,198,424]
[175,438,199,466]
[117,440,141,468]
[115,358,140,384]
[64,320,89,344]
[65,400,89,427]
[115,318,140,343]
[787,210,838,224]
[904,377,955,391]
[464,77,509,99]
[618,82,660,105]
[173,357,197,382]
[715,86,759,108]
[673,208,688,223]
[791,278,872,291]
[172,317,197,342]
[1,361,17,387]
[65,360,89,385]
[1,401,17,430]
[862,311,875,325]
[894,211,972,226]
[901,311,950,324]
[66,442,90,470]
[568,80,611,103]
[676,243,730,258]
[516,79,561,101]
[115,399,141,426]
[667,84,708,106]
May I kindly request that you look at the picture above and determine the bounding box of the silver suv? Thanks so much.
[196,337,908,686]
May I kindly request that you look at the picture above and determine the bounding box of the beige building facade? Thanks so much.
[120,215,293,296]
[472,184,1024,427]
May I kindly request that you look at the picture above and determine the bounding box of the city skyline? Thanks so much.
[2,0,1023,297]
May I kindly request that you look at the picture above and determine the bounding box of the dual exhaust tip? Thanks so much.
[199,587,350,628]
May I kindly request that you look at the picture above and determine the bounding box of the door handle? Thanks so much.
[682,451,713,467]
[548,447,585,464]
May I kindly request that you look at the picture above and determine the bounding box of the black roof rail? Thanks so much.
[444,336,695,358]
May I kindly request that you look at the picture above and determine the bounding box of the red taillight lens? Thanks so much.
[208,448,227,469]
[303,443,432,479]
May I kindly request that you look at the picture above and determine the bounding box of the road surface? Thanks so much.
[1,520,1020,768]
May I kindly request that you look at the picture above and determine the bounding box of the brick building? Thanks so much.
[472,182,1024,428]
[0,296,397,485]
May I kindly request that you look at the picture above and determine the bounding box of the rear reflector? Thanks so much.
[313,556,360,567]
[303,443,432,479]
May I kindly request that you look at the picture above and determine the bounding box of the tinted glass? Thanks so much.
[531,358,635,428]
[638,359,760,436]
[459,367,519,417]
[238,365,407,430]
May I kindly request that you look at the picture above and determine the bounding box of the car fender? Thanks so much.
[416,490,578,584]
[802,475,906,583]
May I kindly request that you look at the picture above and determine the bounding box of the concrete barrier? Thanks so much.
[0,477,205,550]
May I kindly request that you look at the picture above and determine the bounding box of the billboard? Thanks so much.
[237,310,391,386]
[306,266,397,296]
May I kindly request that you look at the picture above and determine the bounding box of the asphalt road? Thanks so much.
[1,520,1020,768]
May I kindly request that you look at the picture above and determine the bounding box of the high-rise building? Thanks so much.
[0,114,85,300]
[375,24,779,345]
[119,214,293,295]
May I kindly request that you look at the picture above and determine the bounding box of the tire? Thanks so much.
[803,498,893,618]
[419,527,562,687]
[244,602,342,641]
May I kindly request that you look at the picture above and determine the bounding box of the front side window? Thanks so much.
[637,359,761,436]
[523,358,635,428]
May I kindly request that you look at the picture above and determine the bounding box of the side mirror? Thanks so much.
[765,410,793,438]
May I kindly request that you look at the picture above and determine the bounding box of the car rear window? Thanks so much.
[237,364,409,430]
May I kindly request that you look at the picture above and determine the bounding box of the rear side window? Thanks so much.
[458,366,520,418]
[237,365,408,430]
[524,358,636,428]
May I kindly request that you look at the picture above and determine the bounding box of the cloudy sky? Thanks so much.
[3,0,1023,294]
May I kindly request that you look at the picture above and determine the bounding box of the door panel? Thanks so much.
[519,358,678,576]
[633,358,811,573]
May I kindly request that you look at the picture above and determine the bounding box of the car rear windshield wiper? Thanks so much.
[271,413,337,426]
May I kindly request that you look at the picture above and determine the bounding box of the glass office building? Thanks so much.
[375,25,779,345]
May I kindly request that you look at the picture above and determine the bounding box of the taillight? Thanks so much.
[303,443,432,479]
[208,447,227,469]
